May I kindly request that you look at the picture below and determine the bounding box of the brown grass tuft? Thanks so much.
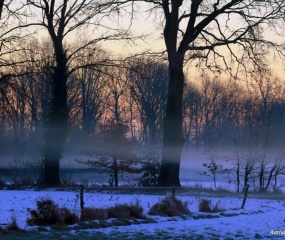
[148,196,190,217]
[107,204,131,219]
[108,204,145,219]
[199,199,225,213]
[27,198,78,226]
[6,218,23,232]
[81,203,145,221]
[199,199,212,212]
[60,207,79,225]
[81,208,108,221]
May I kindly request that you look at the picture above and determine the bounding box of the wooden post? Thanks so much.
[80,185,84,210]
[241,184,249,209]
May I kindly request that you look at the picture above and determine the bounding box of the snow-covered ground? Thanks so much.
[0,188,284,239]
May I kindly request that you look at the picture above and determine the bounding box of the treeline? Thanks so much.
[183,72,285,149]
[1,40,285,157]
[186,72,285,192]
[0,39,168,157]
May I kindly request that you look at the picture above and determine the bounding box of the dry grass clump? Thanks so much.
[148,196,190,217]
[6,218,24,232]
[199,199,212,212]
[0,218,25,235]
[108,203,145,219]
[81,208,108,221]
[27,198,78,226]
[81,203,145,221]
[199,199,225,213]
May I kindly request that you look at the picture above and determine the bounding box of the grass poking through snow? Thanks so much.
[148,195,190,217]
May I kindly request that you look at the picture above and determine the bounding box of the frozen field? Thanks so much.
[0,188,284,239]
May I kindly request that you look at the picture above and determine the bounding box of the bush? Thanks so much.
[126,203,145,219]
[0,218,25,235]
[108,203,145,219]
[6,218,23,232]
[198,199,225,213]
[27,198,78,226]
[81,203,145,221]
[81,208,108,221]
[139,159,160,187]
[148,196,190,217]
[60,207,79,225]
[199,199,212,212]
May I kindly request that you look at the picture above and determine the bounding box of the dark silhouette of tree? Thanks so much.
[67,47,108,140]
[127,57,168,146]
[23,0,131,186]
[77,119,140,187]
[183,81,202,146]
[138,0,285,186]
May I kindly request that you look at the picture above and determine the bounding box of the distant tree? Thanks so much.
[183,81,202,146]
[127,57,168,146]
[200,154,227,189]
[77,119,140,187]
[67,46,109,137]
[139,149,161,187]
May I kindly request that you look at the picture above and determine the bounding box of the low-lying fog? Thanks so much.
[0,144,284,190]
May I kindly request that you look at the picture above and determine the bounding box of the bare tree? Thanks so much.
[68,47,108,137]
[20,0,131,186]
[127,57,168,146]
[76,119,140,187]
[136,0,285,186]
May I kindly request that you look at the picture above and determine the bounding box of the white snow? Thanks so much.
[0,188,284,239]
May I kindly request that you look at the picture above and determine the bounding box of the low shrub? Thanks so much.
[0,217,25,234]
[126,203,145,219]
[199,199,212,212]
[199,199,225,213]
[6,218,23,232]
[108,204,133,219]
[212,200,225,213]
[148,196,190,217]
[108,203,145,219]
[60,207,79,225]
[81,208,108,221]
[81,203,145,221]
[27,198,78,226]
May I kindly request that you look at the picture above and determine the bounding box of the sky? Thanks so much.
[13,0,285,80]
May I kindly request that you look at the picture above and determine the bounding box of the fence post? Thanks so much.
[80,185,84,210]
[241,184,249,209]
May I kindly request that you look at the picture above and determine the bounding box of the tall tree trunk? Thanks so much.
[43,48,68,186]
[158,55,185,187]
